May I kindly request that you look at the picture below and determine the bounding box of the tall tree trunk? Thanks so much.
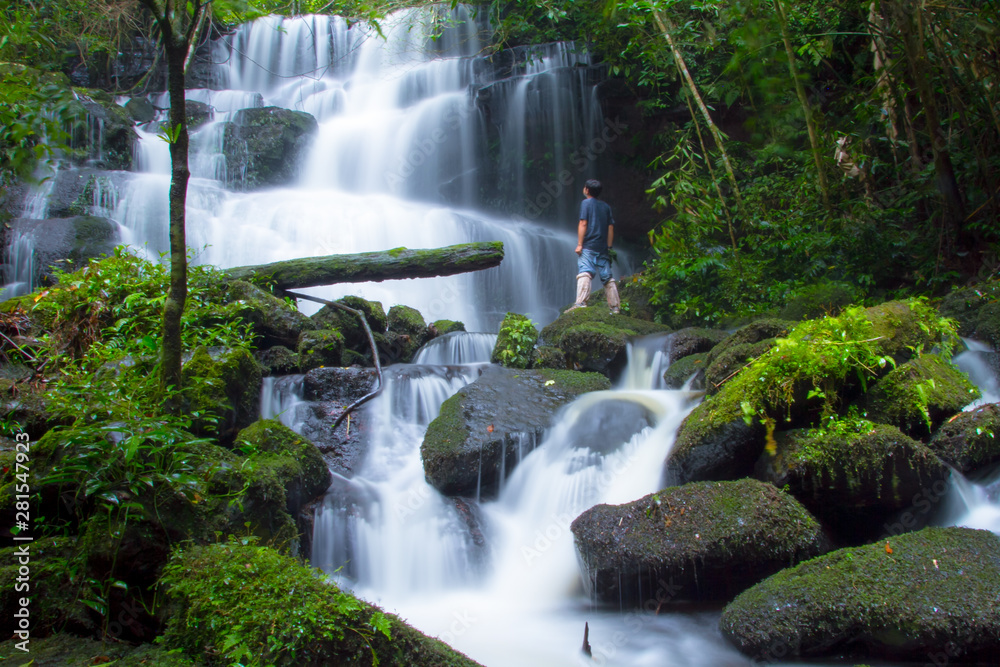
[652,10,746,217]
[773,0,830,207]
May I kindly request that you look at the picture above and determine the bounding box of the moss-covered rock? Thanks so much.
[572,479,831,606]
[222,107,318,189]
[223,280,312,348]
[124,96,156,123]
[865,355,980,439]
[383,305,429,362]
[298,329,345,372]
[777,281,856,321]
[662,352,707,390]
[587,275,658,321]
[235,419,331,518]
[531,345,566,370]
[0,377,69,440]
[539,307,668,375]
[431,319,466,335]
[664,390,765,487]
[755,423,949,543]
[181,346,262,445]
[421,366,609,498]
[491,312,538,369]
[9,216,119,286]
[938,277,1000,349]
[720,527,1000,662]
[254,345,299,376]
[665,327,730,363]
[704,339,776,395]
[540,305,669,348]
[863,300,951,363]
[70,89,137,170]
[311,296,388,353]
[160,542,482,666]
[928,402,1000,475]
[387,304,426,336]
[185,100,213,129]
[704,319,793,367]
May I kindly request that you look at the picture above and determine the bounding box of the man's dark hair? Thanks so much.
[584,179,603,197]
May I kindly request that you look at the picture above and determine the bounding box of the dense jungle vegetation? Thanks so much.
[3,0,997,327]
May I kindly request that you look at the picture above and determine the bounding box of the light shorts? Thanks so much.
[577,248,613,285]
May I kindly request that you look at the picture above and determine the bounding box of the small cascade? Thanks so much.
[954,338,1000,408]
[412,331,497,365]
[0,231,37,300]
[945,469,1000,533]
[618,334,672,390]
[260,375,308,430]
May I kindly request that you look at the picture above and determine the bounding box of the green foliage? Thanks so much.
[162,539,391,666]
[492,312,538,368]
[0,66,73,189]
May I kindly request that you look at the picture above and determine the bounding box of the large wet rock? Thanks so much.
[662,352,707,390]
[421,366,610,498]
[222,107,318,189]
[311,295,388,357]
[720,527,1000,663]
[70,89,137,170]
[865,354,980,439]
[540,307,669,375]
[928,402,1000,475]
[572,479,831,607]
[298,366,380,475]
[864,300,952,363]
[223,280,312,348]
[665,327,730,363]
[385,304,430,363]
[9,216,119,285]
[663,394,765,487]
[704,339,775,395]
[705,319,793,366]
[755,424,950,544]
[777,281,856,321]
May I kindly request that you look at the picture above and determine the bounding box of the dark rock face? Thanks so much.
[755,425,950,544]
[299,366,380,475]
[865,355,979,439]
[222,107,318,189]
[662,352,707,390]
[929,402,1000,475]
[704,339,775,395]
[666,327,730,363]
[721,527,1000,663]
[9,216,119,285]
[939,278,1000,349]
[664,398,765,487]
[255,345,299,376]
[185,99,214,129]
[421,366,610,499]
[70,91,138,170]
[572,479,831,607]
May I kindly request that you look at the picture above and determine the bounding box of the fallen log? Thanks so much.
[224,241,504,290]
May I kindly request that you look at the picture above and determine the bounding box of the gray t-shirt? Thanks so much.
[579,197,614,252]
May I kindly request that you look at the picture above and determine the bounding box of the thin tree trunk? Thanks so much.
[652,10,745,217]
[773,0,830,207]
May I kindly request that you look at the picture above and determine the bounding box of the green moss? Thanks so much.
[432,319,466,334]
[540,305,668,344]
[421,392,469,456]
[387,305,426,336]
[298,329,345,372]
[388,247,407,257]
[161,542,482,666]
[312,297,388,352]
[531,345,566,370]
[0,633,200,666]
[533,369,611,394]
[865,354,979,438]
[778,282,856,321]
[704,339,775,395]
[928,403,1000,474]
[491,312,538,368]
[663,352,707,389]
[720,527,1000,660]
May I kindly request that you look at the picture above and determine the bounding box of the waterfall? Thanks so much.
[412,331,497,365]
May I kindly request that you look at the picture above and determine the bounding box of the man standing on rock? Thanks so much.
[568,179,620,313]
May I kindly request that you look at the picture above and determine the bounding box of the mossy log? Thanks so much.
[224,242,504,290]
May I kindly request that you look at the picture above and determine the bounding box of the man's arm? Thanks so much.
[576,219,587,255]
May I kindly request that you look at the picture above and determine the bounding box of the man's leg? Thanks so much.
[605,278,620,314]
[566,272,593,311]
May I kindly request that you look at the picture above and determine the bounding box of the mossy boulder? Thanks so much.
[235,419,331,518]
[755,424,950,544]
[865,355,980,439]
[254,345,299,376]
[664,391,765,487]
[431,319,466,335]
[531,345,566,370]
[124,96,156,123]
[704,319,793,367]
[298,329,345,372]
[863,300,950,363]
[223,280,312,348]
[387,304,426,336]
[491,312,538,369]
[777,281,856,321]
[572,479,831,607]
[588,275,658,321]
[385,305,429,362]
[666,327,730,363]
[938,278,1000,349]
[928,402,1000,475]
[161,542,483,666]
[421,366,609,498]
[540,307,669,375]
[181,346,262,445]
[720,527,1000,662]
[0,377,69,440]
[185,99,213,129]
[662,352,707,390]
[222,107,318,189]
[9,216,119,286]
[704,339,776,395]
[311,296,388,353]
